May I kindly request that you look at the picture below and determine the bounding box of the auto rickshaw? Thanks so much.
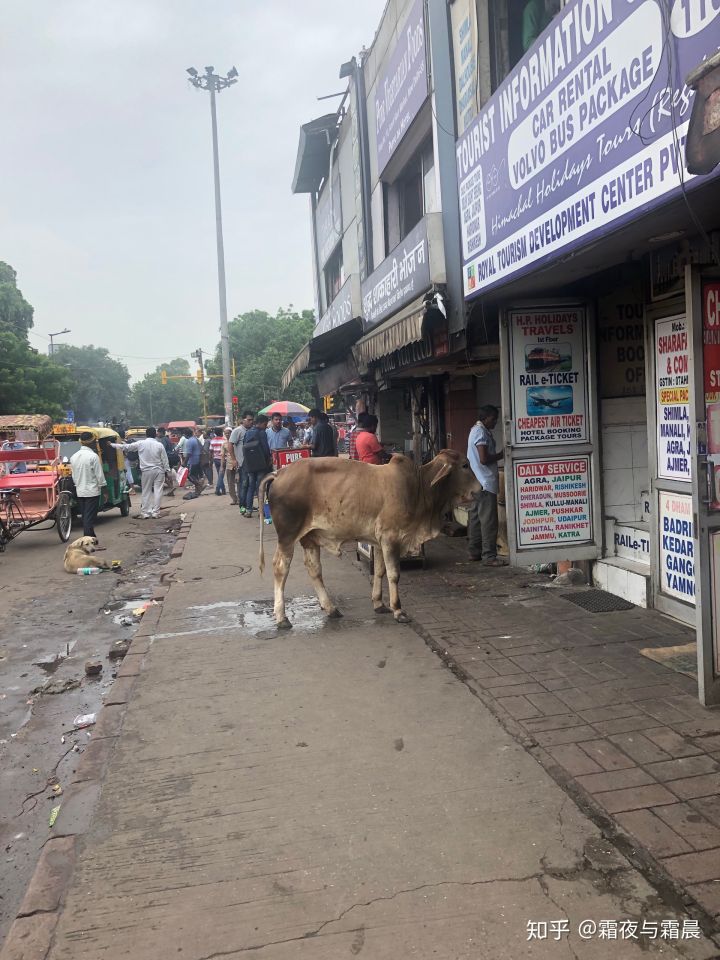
[52,424,131,517]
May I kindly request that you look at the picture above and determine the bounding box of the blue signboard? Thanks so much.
[65,410,74,423]
[375,0,428,174]
[455,0,720,299]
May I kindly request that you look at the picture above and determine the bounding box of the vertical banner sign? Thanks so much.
[514,457,592,547]
[655,317,691,482]
[659,492,695,604]
[711,532,720,674]
[510,307,588,445]
[450,0,478,136]
[703,283,720,509]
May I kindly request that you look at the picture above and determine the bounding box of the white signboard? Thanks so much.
[514,457,592,548]
[510,307,588,445]
[659,492,695,605]
[655,316,691,482]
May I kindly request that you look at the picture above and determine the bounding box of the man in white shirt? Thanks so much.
[466,404,506,567]
[112,427,169,519]
[70,433,107,538]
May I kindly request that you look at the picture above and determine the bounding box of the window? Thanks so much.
[383,139,436,254]
[489,0,563,88]
[324,242,344,308]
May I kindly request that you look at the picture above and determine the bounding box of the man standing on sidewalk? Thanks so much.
[113,427,169,519]
[308,409,338,457]
[70,432,107,538]
[467,405,506,567]
[210,428,226,495]
[266,412,292,451]
[221,427,238,504]
[241,414,272,518]
[230,411,255,511]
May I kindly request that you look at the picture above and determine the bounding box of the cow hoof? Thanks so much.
[394,611,411,624]
[277,618,293,630]
[327,608,343,619]
[374,604,391,614]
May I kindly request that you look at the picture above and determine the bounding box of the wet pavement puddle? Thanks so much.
[155,597,337,640]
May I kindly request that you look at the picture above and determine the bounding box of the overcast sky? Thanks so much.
[0,1,381,381]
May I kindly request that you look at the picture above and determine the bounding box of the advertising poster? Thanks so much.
[514,457,592,547]
[711,532,720,674]
[455,0,720,298]
[510,307,588,445]
[655,316,691,482]
[597,281,645,398]
[451,0,479,136]
[659,492,695,604]
[703,284,720,509]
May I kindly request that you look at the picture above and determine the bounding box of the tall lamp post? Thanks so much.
[48,328,71,357]
[186,65,238,425]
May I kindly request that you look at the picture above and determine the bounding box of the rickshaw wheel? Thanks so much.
[120,494,131,517]
[56,493,72,542]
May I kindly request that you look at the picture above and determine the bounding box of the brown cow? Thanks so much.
[258,449,481,628]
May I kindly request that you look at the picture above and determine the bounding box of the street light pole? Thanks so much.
[48,328,71,357]
[186,65,238,425]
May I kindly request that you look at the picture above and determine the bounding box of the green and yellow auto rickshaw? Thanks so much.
[52,424,131,517]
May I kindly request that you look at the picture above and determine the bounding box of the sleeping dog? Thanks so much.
[64,536,114,574]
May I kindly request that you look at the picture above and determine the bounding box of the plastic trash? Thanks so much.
[76,567,101,575]
[48,805,61,828]
[263,503,272,525]
[73,713,96,729]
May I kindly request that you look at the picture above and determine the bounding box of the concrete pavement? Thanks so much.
[3,496,719,959]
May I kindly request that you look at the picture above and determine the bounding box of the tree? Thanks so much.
[129,359,203,424]
[206,307,316,414]
[53,344,130,423]
[0,262,73,419]
[0,261,34,337]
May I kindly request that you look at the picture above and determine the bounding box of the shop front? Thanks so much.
[453,0,720,702]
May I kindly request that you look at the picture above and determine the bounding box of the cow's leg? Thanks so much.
[300,537,341,618]
[273,541,294,629]
[372,546,391,614]
[380,542,410,624]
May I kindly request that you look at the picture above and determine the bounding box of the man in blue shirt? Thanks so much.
[181,427,206,499]
[467,405,506,566]
[266,412,292,450]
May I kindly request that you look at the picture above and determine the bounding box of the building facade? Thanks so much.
[286,0,720,703]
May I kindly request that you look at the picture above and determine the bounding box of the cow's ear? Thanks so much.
[430,461,453,486]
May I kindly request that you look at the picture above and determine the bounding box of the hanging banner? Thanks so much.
[514,457,592,547]
[659,492,695,604]
[455,0,720,299]
[451,0,479,136]
[655,316,691,482]
[509,306,588,445]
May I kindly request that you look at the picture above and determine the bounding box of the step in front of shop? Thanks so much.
[592,556,651,608]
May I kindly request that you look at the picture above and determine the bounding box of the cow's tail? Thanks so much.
[258,472,276,575]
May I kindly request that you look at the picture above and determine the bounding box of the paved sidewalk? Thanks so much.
[396,538,720,928]
[3,498,719,959]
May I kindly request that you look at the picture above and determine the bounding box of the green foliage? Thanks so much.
[53,344,130,423]
[129,358,203,424]
[0,329,73,420]
[206,307,316,415]
[0,263,73,419]
[0,262,34,337]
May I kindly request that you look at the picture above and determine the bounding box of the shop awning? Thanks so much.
[281,344,311,392]
[281,316,364,392]
[353,298,428,366]
[291,115,337,194]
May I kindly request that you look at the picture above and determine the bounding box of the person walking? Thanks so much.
[199,429,214,485]
[230,411,254,511]
[210,428,226,495]
[156,427,179,497]
[266,412,292,451]
[221,427,238,504]
[70,432,107,538]
[241,415,272,518]
[181,428,206,499]
[466,404,506,567]
[112,427,170,519]
[308,409,338,457]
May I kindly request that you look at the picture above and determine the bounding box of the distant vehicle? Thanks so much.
[198,414,225,431]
